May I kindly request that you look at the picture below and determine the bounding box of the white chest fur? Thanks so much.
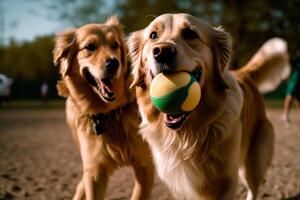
[151,143,204,200]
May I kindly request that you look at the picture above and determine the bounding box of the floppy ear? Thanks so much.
[127,30,146,88]
[106,16,127,68]
[211,27,232,90]
[53,29,76,76]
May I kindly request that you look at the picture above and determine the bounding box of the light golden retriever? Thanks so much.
[128,13,289,200]
[53,16,154,200]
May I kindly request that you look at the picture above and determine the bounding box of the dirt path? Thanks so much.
[0,107,299,200]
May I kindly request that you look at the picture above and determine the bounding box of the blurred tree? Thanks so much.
[115,0,190,32]
[1,0,297,99]
[41,0,300,65]
[219,0,300,66]
[1,36,55,80]
[115,0,300,67]
[217,0,273,67]
[2,0,299,82]
[267,0,300,58]
[46,0,113,27]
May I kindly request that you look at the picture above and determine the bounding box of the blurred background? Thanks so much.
[0,0,299,101]
[0,1,300,200]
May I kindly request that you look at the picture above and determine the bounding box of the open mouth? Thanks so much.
[97,78,116,102]
[151,66,202,129]
[83,68,116,102]
[164,112,190,129]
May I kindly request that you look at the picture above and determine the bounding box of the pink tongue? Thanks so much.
[104,84,114,92]
[165,114,183,123]
[99,80,114,92]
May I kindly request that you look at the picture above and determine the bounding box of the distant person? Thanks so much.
[282,50,300,126]
[41,81,49,103]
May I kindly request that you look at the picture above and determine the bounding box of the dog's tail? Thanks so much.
[237,38,290,93]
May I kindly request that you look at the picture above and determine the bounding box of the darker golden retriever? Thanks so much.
[128,13,289,200]
[53,16,154,200]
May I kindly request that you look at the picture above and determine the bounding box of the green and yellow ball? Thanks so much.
[150,71,201,114]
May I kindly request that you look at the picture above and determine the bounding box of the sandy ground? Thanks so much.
[0,106,299,200]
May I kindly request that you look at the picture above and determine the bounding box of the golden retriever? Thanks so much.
[53,16,154,200]
[128,13,289,200]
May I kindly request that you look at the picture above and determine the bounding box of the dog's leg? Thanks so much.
[242,119,274,200]
[83,165,109,200]
[130,164,154,200]
[73,178,85,200]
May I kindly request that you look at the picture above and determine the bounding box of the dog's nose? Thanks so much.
[105,58,119,75]
[153,43,177,64]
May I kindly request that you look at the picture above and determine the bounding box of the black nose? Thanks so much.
[105,58,119,75]
[153,43,177,64]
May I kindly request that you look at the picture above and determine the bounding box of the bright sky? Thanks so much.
[0,0,68,45]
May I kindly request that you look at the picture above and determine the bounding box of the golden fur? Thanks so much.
[53,16,154,200]
[127,13,280,200]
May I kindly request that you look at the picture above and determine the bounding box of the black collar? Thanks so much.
[90,109,120,135]
[88,101,134,135]
[69,93,135,135]
[90,114,105,135]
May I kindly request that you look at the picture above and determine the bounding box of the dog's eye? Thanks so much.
[182,28,199,40]
[150,31,158,40]
[85,43,97,51]
[112,42,119,50]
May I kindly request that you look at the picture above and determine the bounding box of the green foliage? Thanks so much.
[114,0,300,68]
[1,36,56,80]
[2,0,299,85]
[46,0,112,27]
[115,0,189,32]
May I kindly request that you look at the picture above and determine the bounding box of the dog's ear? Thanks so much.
[127,30,145,88]
[106,16,127,68]
[53,29,76,76]
[211,27,232,90]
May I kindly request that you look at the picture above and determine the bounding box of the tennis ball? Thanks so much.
[150,71,201,114]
